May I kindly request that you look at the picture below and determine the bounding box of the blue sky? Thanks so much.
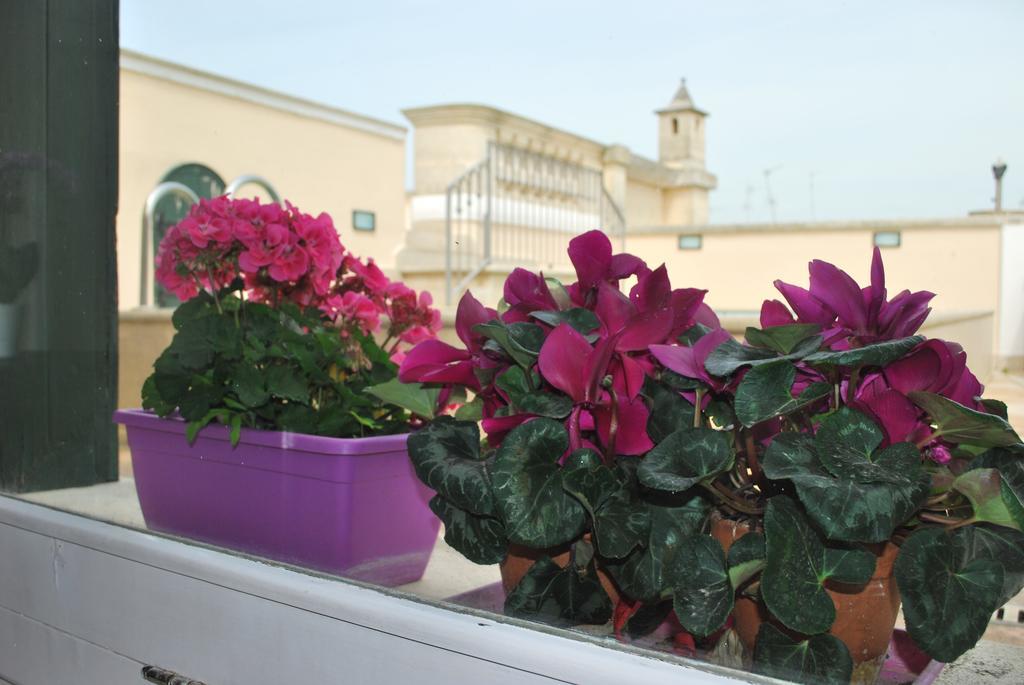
[122,0,1024,223]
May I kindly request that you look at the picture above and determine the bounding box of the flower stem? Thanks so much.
[919,511,976,528]
[693,388,704,428]
[744,432,763,484]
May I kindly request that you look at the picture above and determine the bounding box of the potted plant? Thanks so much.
[401,236,1024,684]
[116,196,446,586]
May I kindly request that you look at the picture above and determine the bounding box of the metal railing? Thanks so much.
[445,142,626,304]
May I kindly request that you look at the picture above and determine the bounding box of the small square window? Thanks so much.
[678,234,702,250]
[352,210,376,232]
[873,231,901,248]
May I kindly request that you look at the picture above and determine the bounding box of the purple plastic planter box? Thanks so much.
[114,409,440,586]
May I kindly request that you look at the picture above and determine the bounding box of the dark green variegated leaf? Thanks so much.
[727,531,766,589]
[677,322,713,346]
[762,496,835,635]
[971,447,1024,531]
[491,419,586,548]
[821,545,875,585]
[745,323,821,355]
[981,399,1009,420]
[592,487,650,559]
[706,399,737,431]
[624,601,674,639]
[814,407,887,480]
[766,414,930,543]
[671,535,733,637]
[495,366,531,400]
[706,334,822,378]
[474,320,547,368]
[365,378,440,418]
[896,526,1008,663]
[638,427,734,493]
[953,469,1022,530]
[803,335,924,368]
[230,361,269,407]
[643,379,695,442]
[791,454,930,543]
[661,369,703,391]
[704,338,779,377]
[407,417,495,516]
[504,557,613,625]
[562,449,619,515]
[734,360,830,427]
[910,391,1022,448]
[964,524,1024,605]
[530,307,600,335]
[516,392,573,419]
[606,497,709,601]
[753,623,853,685]
[429,495,507,565]
[762,432,820,481]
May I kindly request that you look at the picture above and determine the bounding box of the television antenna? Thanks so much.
[763,165,782,223]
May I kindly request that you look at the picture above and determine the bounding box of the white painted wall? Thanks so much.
[1000,223,1024,367]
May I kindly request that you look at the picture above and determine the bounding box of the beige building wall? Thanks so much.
[627,217,1011,374]
[118,52,407,311]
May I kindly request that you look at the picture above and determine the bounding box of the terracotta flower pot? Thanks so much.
[500,540,621,605]
[711,516,901,682]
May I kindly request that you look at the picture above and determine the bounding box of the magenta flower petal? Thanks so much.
[775,280,835,325]
[398,339,477,388]
[855,386,921,445]
[455,290,497,350]
[481,413,535,445]
[760,299,796,328]
[694,302,721,330]
[670,288,708,337]
[883,341,946,394]
[596,282,634,336]
[615,354,647,400]
[630,264,672,312]
[596,396,653,455]
[610,253,647,280]
[503,267,557,313]
[618,305,675,352]
[568,230,613,291]
[808,259,868,331]
[538,323,593,402]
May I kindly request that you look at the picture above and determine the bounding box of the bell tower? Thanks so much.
[657,78,707,169]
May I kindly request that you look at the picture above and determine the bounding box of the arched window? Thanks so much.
[672,117,679,134]
[151,163,225,307]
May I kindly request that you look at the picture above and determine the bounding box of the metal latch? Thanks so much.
[141,665,208,685]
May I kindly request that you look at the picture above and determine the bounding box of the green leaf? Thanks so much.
[365,378,440,418]
[605,496,709,602]
[561,449,619,515]
[677,322,713,346]
[762,496,835,635]
[229,414,242,447]
[429,495,507,565]
[971,447,1024,531]
[953,468,1022,530]
[638,427,734,493]
[802,335,925,368]
[503,557,613,626]
[490,419,586,548]
[515,392,573,419]
[643,379,695,443]
[454,396,484,421]
[671,535,734,637]
[704,338,779,377]
[727,531,766,589]
[529,308,600,335]
[474,320,546,368]
[753,623,853,685]
[981,399,1009,420]
[495,366,531,400]
[231,362,269,407]
[895,526,1011,662]
[745,323,821,355]
[909,391,1022,448]
[624,601,674,639]
[407,417,496,516]
[178,376,224,422]
[592,487,650,559]
[734,360,830,427]
[821,545,875,585]
[265,365,309,403]
[705,334,822,377]
[706,399,737,431]
[763,413,931,543]
[141,375,176,416]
